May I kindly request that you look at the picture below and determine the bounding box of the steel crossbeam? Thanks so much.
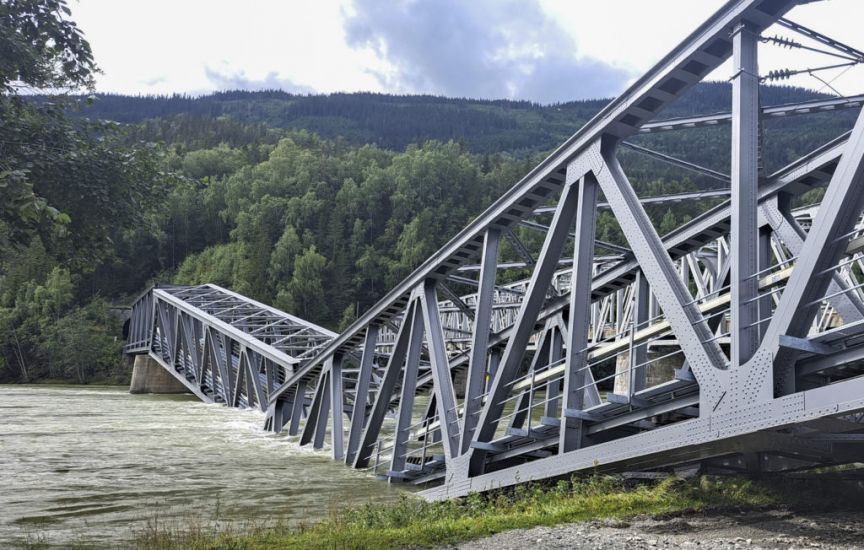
[126,0,864,500]
[638,93,864,134]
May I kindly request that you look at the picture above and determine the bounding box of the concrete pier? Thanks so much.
[613,346,682,395]
[129,355,189,394]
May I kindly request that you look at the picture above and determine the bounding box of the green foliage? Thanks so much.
[0,265,123,383]
[337,303,358,332]
[175,242,247,288]
[0,0,173,266]
[0,0,98,249]
[0,0,95,93]
[280,246,328,320]
[40,298,123,383]
[659,208,679,235]
[163,134,521,327]
[268,225,302,286]
[181,143,247,180]
[0,1,168,383]
[26,116,171,269]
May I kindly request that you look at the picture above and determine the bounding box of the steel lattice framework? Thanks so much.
[127,0,864,499]
[125,284,336,406]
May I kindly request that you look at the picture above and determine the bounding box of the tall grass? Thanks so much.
[131,474,863,550]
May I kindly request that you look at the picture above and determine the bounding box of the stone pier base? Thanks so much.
[129,355,189,394]
[613,346,683,395]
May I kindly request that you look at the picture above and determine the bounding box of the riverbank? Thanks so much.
[464,508,864,549]
[131,474,864,549]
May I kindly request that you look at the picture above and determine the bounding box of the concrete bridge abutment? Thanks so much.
[129,355,189,394]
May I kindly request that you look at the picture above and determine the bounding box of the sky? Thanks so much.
[69,0,864,104]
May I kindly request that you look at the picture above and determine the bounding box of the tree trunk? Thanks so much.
[12,331,29,383]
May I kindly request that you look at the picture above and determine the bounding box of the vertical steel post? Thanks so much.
[269,399,286,433]
[300,368,328,446]
[390,305,424,476]
[312,371,332,450]
[265,357,275,396]
[461,228,501,454]
[194,322,209,387]
[231,350,245,407]
[422,394,440,444]
[730,22,760,366]
[247,352,267,411]
[420,280,462,461]
[214,334,232,404]
[330,355,345,460]
[288,379,307,436]
[345,325,379,465]
[486,350,500,394]
[203,329,219,400]
[560,173,598,453]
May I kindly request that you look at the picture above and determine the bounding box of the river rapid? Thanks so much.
[0,385,405,547]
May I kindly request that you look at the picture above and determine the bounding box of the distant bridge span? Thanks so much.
[127,0,864,499]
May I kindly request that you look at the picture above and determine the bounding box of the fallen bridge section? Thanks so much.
[124,284,336,413]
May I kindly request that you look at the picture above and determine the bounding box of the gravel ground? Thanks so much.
[456,509,864,549]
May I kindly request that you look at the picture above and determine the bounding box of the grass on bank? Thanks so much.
[128,473,864,550]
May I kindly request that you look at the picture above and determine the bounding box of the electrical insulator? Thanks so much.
[764,69,794,81]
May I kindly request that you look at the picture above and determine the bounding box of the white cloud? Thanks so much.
[69,0,864,101]
[343,0,635,103]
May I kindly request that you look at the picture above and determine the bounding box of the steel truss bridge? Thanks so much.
[126,0,864,499]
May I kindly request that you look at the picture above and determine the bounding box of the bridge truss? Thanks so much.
[127,0,864,499]
[124,284,336,407]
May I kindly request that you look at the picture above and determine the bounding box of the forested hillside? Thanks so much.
[2,1,857,384]
[68,83,833,154]
[68,81,853,330]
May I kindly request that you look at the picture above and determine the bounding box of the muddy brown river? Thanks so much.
[0,385,404,547]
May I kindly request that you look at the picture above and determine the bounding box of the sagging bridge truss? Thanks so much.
[126,0,864,499]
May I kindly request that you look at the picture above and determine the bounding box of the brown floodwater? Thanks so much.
[0,385,405,548]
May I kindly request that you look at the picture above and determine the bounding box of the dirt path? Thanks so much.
[458,509,864,549]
